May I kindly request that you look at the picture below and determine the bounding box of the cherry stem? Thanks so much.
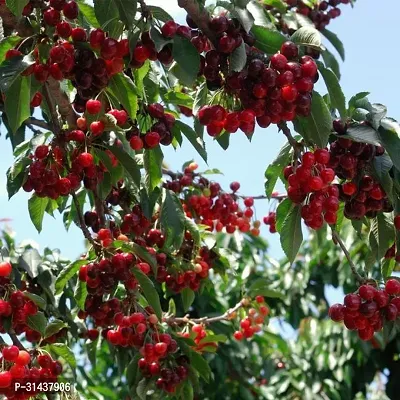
[164,298,245,326]
[25,117,51,131]
[331,229,365,284]
[9,331,27,351]
[71,192,101,252]
[93,189,106,228]
[177,0,217,46]
[278,121,302,170]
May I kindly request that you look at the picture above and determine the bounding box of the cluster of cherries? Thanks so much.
[22,143,109,199]
[284,149,340,229]
[164,167,261,236]
[277,0,351,31]
[0,346,62,397]
[197,40,317,136]
[329,279,400,341]
[233,296,270,341]
[328,125,390,220]
[263,212,277,233]
[0,285,40,341]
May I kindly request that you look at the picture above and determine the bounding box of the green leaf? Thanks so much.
[86,337,98,368]
[150,26,172,52]
[378,118,400,172]
[77,1,100,27]
[264,0,287,13]
[26,312,47,336]
[18,248,41,279]
[232,6,254,32]
[129,242,158,275]
[160,189,186,251]
[168,298,176,315]
[171,36,200,86]
[108,74,138,120]
[5,75,31,133]
[126,354,141,386]
[0,54,35,92]
[370,213,395,260]
[24,293,46,310]
[136,379,147,400]
[322,28,345,61]
[0,36,22,63]
[44,319,68,339]
[163,91,193,108]
[74,280,88,310]
[321,48,341,80]
[49,343,77,369]
[93,0,119,27]
[343,123,380,145]
[147,5,173,22]
[318,63,347,119]
[98,172,112,201]
[193,82,208,116]
[251,25,286,54]
[107,144,141,187]
[381,258,395,280]
[190,351,211,382]
[5,0,29,17]
[132,268,162,320]
[296,91,332,148]
[276,198,294,233]
[373,154,393,203]
[280,205,303,263]
[114,0,137,27]
[143,147,163,194]
[368,103,387,130]
[248,279,284,298]
[181,288,195,312]
[181,382,194,400]
[6,156,31,198]
[348,92,370,115]
[28,194,48,233]
[199,334,227,344]
[264,141,292,198]
[55,260,88,295]
[185,217,201,248]
[229,41,247,72]
[291,26,322,50]
[175,121,207,162]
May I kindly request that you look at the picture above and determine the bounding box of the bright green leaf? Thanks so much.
[28,194,48,233]
[280,205,303,263]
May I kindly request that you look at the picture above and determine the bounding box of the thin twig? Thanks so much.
[331,229,365,284]
[278,122,302,170]
[93,190,106,228]
[43,81,61,136]
[9,331,27,350]
[71,193,100,251]
[164,299,245,326]
[26,117,51,131]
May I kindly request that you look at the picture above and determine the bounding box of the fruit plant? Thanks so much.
[0,0,399,399]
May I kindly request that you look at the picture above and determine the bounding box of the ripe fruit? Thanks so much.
[86,99,102,114]
[77,152,94,167]
[63,1,79,19]
[15,350,31,366]
[328,304,344,321]
[161,21,178,38]
[394,215,400,230]
[359,285,376,300]
[30,92,43,107]
[0,371,12,388]
[0,261,12,277]
[2,345,19,361]
[144,132,160,148]
[233,331,243,341]
[130,136,144,150]
[385,279,400,295]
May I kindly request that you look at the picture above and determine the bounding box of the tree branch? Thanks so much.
[177,0,217,46]
[164,298,245,326]
[9,331,27,351]
[71,193,101,252]
[331,229,365,284]
[93,190,106,228]
[25,117,51,131]
[278,122,302,170]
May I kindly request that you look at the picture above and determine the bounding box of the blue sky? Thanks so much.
[1,0,399,268]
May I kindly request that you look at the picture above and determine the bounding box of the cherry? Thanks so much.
[56,21,72,38]
[43,7,61,26]
[233,331,243,341]
[395,215,400,230]
[0,261,12,277]
[133,46,150,63]
[2,345,19,362]
[328,303,344,321]
[358,325,374,341]
[218,35,236,53]
[301,60,318,77]
[270,53,288,70]
[144,132,161,148]
[90,29,105,49]
[15,350,31,366]
[385,303,398,321]
[63,1,79,19]
[344,293,361,311]
[161,21,178,38]
[77,152,94,167]
[385,279,400,295]
[10,364,25,379]
[86,99,102,115]
[71,27,87,42]
[90,121,105,136]
[0,371,12,388]
[130,136,144,151]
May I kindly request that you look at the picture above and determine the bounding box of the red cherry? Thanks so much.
[358,325,374,341]
[86,99,102,114]
[15,350,31,366]
[77,152,94,167]
[71,27,87,42]
[233,331,244,341]
[328,303,344,321]
[301,60,318,78]
[63,1,79,20]
[344,293,361,311]
[0,371,12,388]
[280,41,299,59]
[144,132,160,148]
[43,7,61,26]
[133,45,150,63]
[0,261,12,277]
[56,21,72,38]
[90,121,105,136]
[244,197,254,207]
[161,21,178,38]
[359,285,376,300]
[2,345,19,362]
[385,279,400,295]
[394,215,400,230]
[270,53,288,70]
[10,364,25,379]
[281,85,298,102]
[154,342,168,355]
[130,136,144,151]
[30,92,43,107]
